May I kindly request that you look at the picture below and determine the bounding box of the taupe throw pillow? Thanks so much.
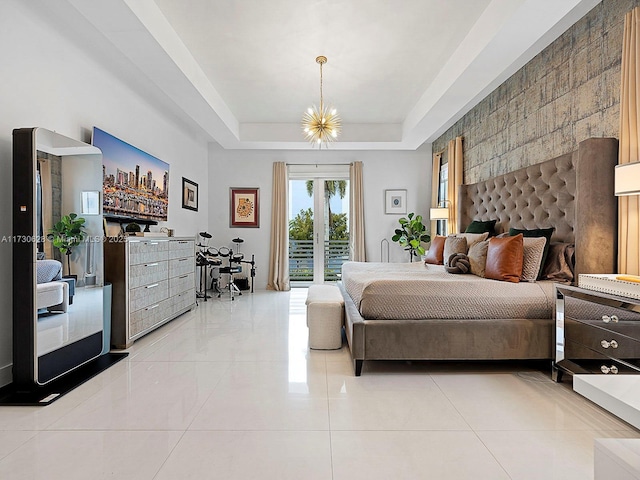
[468,239,489,277]
[455,232,489,249]
[443,236,467,267]
[521,237,547,282]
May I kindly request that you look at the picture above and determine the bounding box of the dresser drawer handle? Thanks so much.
[149,242,159,246]
[600,340,619,349]
[178,241,189,244]
[601,365,619,374]
[178,258,188,262]
[602,315,619,323]
[145,283,159,289]
[145,304,159,311]
[179,274,189,279]
[145,263,159,267]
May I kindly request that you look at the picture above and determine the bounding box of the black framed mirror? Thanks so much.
[12,128,126,394]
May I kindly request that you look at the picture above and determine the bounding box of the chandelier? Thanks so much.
[302,56,341,147]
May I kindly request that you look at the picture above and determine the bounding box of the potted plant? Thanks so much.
[391,212,431,262]
[48,213,87,277]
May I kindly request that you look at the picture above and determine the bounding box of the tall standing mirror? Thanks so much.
[13,128,109,389]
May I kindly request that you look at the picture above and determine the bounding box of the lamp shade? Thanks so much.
[615,162,640,196]
[430,207,449,220]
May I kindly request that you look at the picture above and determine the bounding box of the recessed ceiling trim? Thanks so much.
[66,0,600,151]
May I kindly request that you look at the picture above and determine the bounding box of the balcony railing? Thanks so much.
[289,239,349,282]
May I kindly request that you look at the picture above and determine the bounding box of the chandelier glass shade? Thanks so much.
[302,56,341,147]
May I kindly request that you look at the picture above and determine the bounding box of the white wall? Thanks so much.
[0,1,209,386]
[208,145,432,289]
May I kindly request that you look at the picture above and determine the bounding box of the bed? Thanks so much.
[340,137,619,375]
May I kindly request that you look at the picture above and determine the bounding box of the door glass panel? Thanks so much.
[323,180,349,282]
[288,178,349,284]
[289,179,314,283]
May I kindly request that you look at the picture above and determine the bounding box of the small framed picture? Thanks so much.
[81,191,100,215]
[230,188,259,228]
[385,189,407,214]
[182,177,198,211]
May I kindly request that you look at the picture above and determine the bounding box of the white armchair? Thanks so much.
[36,281,69,313]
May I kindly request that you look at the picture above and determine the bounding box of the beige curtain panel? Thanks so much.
[266,162,290,291]
[430,152,442,238]
[349,161,366,262]
[447,137,463,234]
[619,7,640,275]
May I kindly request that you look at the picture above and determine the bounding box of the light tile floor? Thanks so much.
[0,288,638,479]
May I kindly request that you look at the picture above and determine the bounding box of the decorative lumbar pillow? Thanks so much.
[443,236,467,266]
[445,253,471,274]
[485,234,524,283]
[521,237,548,282]
[424,236,446,265]
[468,239,489,277]
[455,232,489,249]
[509,227,554,279]
[465,219,497,235]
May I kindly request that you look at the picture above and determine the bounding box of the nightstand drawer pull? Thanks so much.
[600,339,619,349]
[145,263,159,267]
[600,365,619,374]
[145,283,159,289]
[602,315,619,323]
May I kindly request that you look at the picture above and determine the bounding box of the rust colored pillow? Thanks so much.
[485,234,524,283]
[424,236,446,265]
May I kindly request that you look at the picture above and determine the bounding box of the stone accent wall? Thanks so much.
[432,0,637,184]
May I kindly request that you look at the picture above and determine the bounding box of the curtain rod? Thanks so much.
[286,162,353,166]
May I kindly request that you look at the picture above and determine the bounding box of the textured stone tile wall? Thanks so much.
[432,0,638,184]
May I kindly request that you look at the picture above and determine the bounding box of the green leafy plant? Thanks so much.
[48,213,87,275]
[391,212,431,262]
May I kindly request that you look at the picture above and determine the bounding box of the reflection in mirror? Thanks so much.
[35,138,104,384]
[36,148,104,357]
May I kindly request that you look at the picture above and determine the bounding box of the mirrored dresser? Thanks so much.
[554,284,640,429]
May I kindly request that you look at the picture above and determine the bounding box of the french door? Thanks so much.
[288,165,350,284]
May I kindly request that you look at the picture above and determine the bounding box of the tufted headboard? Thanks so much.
[458,137,619,278]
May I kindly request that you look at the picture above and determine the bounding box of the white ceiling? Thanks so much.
[66,0,600,150]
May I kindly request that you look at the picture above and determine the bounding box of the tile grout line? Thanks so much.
[428,372,514,479]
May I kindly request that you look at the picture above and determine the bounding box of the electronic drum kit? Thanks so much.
[196,232,256,301]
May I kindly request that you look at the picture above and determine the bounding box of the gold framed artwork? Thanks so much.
[230,187,259,227]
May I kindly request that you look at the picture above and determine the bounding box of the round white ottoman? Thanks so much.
[305,284,345,350]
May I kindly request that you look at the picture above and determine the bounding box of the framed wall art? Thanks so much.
[385,189,407,214]
[182,177,198,211]
[230,187,259,227]
[81,191,100,215]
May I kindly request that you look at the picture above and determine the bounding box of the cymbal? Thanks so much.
[232,237,244,243]
[199,231,212,239]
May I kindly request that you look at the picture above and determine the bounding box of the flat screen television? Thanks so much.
[92,127,169,222]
